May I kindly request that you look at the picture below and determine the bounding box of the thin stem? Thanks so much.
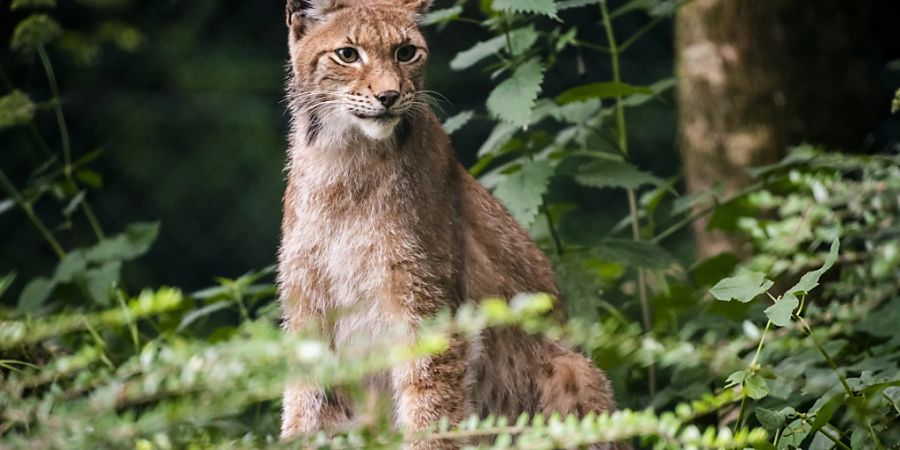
[651,181,766,245]
[800,318,885,450]
[735,319,772,432]
[36,46,71,169]
[0,167,65,259]
[600,0,654,397]
[542,204,565,256]
[797,415,852,450]
[36,45,106,240]
[619,16,664,53]
[573,39,611,53]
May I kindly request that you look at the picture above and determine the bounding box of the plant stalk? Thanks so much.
[37,45,106,241]
[599,0,655,396]
[0,167,65,259]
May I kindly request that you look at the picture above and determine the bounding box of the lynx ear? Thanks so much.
[285,0,346,38]
[397,0,433,15]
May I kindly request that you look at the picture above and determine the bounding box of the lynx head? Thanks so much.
[285,0,435,143]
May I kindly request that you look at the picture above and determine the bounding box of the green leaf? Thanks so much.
[557,81,653,104]
[550,99,601,124]
[17,277,54,312]
[493,159,554,227]
[486,58,545,127]
[83,260,122,306]
[450,36,505,70]
[443,110,475,135]
[10,14,61,52]
[593,239,675,270]
[178,301,234,332]
[477,121,518,157]
[492,0,558,18]
[0,90,36,130]
[85,222,160,263]
[53,251,88,283]
[76,169,103,188]
[779,419,811,450]
[764,292,799,327]
[809,397,840,433]
[0,272,16,299]
[574,159,662,190]
[745,374,769,400]
[786,238,839,295]
[724,369,749,388]
[450,27,538,70]
[422,6,462,25]
[10,0,56,9]
[557,0,598,10]
[755,408,786,431]
[709,272,773,303]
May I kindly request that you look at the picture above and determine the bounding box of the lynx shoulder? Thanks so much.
[277,1,625,448]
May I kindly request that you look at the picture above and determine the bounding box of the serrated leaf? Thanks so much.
[492,0,558,18]
[745,374,769,400]
[574,159,662,190]
[786,238,839,295]
[492,159,554,227]
[443,110,474,135]
[593,239,675,270]
[422,6,463,25]
[710,272,773,303]
[487,58,544,127]
[557,81,653,104]
[764,292,799,327]
[10,14,61,52]
[17,277,54,312]
[10,0,56,9]
[0,90,36,130]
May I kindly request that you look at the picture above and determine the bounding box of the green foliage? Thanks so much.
[2,3,899,450]
[10,14,61,52]
[0,91,35,130]
[492,0,559,18]
[9,0,56,10]
[487,58,545,126]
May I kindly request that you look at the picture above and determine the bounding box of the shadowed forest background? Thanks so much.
[2,0,900,448]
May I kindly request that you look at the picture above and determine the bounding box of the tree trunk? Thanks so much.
[676,0,873,258]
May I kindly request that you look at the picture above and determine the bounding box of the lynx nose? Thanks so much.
[376,90,400,108]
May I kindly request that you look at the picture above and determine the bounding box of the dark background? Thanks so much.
[1,0,898,294]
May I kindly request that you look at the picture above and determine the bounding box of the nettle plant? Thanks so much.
[427,0,681,333]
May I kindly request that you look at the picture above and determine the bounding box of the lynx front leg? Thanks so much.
[393,337,469,450]
[281,383,352,440]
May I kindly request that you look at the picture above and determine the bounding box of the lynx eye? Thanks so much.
[396,44,417,63]
[335,47,359,63]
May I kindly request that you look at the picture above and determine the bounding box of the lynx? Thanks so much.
[278,1,624,448]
